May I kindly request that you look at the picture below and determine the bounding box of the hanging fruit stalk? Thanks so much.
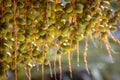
[47,48,53,78]
[0,0,4,53]
[42,42,45,80]
[68,15,73,79]
[54,0,60,80]
[68,51,72,78]
[28,68,31,80]
[84,38,90,74]
[48,61,53,78]
[75,16,80,67]
[104,38,113,63]
[58,55,62,80]
[116,0,120,8]
[13,0,18,80]
[77,41,80,67]
[27,1,35,79]
[54,48,57,80]
[72,0,80,68]
[66,0,76,78]
[108,31,120,45]
[27,43,32,80]
[57,42,62,80]
[24,1,31,79]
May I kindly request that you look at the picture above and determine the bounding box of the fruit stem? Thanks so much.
[42,43,45,80]
[54,48,57,80]
[84,38,90,74]
[48,61,53,78]
[116,0,120,8]
[58,55,62,80]
[68,51,72,79]
[108,31,120,45]
[46,0,48,25]
[104,38,113,63]
[56,0,59,3]
[53,1,60,80]
[28,68,31,80]
[13,0,18,80]
[77,41,80,67]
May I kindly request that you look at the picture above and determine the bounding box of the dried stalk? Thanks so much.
[104,38,113,63]
[42,43,45,80]
[68,13,73,79]
[108,31,120,45]
[116,0,120,9]
[25,67,29,79]
[27,42,32,80]
[84,39,90,74]
[48,48,53,78]
[42,58,45,80]
[56,0,59,3]
[58,55,62,80]
[68,51,72,78]
[13,0,18,80]
[28,68,31,80]
[46,0,48,25]
[77,41,80,67]
[48,61,53,78]
[53,0,60,80]
[54,48,57,80]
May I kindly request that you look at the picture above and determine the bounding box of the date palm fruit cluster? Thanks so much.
[0,0,120,80]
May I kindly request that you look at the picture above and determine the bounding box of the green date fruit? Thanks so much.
[75,3,84,14]
[64,3,73,13]
[4,12,13,21]
[18,34,25,42]
[109,27,117,32]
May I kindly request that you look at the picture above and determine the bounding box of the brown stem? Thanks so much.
[67,19,73,79]
[28,68,31,80]
[84,39,90,74]
[42,59,44,80]
[104,38,113,63]
[116,0,120,9]
[56,0,59,3]
[48,61,53,78]
[27,43,32,80]
[108,31,120,45]
[54,49,57,80]
[42,43,45,80]
[46,0,48,25]
[0,2,4,52]
[13,0,18,79]
[58,55,62,80]
[53,0,60,80]
[77,41,80,67]
[68,51,72,79]
[71,0,75,7]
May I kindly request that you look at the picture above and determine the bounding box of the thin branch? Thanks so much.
[28,68,31,80]
[42,43,45,80]
[104,38,113,63]
[13,0,18,80]
[48,61,53,78]
[77,41,80,67]
[84,39,90,74]
[68,51,72,79]
[108,31,120,45]
[58,55,62,80]
[54,48,57,80]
